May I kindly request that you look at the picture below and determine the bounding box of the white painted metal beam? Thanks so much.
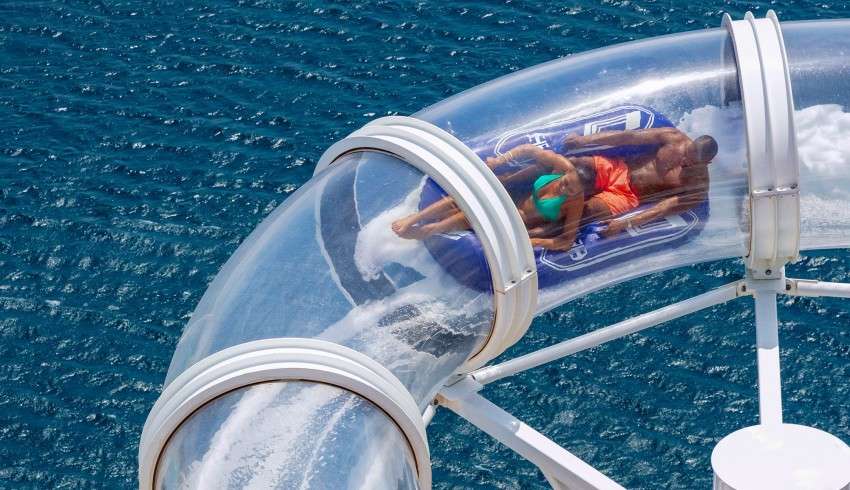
[784,278,850,298]
[470,281,744,385]
[438,378,624,490]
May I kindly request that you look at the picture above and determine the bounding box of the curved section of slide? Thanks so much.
[155,151,495,488]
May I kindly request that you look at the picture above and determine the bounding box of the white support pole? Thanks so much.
[470,281,743,385]
[749,278,784,425]
[785,278,850,298]
[438,378,625,490]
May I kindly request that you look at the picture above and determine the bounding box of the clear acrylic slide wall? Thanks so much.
[415,27,749,313]
[156,151,496,488]
[148,20,850,490]
[781,20,850,251]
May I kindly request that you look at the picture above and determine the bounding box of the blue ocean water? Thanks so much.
[1,1,849,488]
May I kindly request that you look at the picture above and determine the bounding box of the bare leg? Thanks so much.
[393,195,462,238]
[401,210,471,240]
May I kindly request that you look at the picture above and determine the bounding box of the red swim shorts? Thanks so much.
[592,155,640,215]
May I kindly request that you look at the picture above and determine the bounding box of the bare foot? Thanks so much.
[392,215,422,239]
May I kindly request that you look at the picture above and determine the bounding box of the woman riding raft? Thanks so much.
[391,126,718,250]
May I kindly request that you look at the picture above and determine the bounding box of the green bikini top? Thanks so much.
[532,174,568,222]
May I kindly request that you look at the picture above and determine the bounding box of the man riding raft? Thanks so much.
[391,127,718,251]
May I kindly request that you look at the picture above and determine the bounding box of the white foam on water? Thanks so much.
[292,394,357,490]
[317,176,496,399]
[174,382,330,488]
[795,104,850,248]
[352,178,448,283]
[679,102,850,248]
[169,382,413,489]
[679,102,850,200]
[796,104,850,199]
[344,416,419,489]
[318,283,489,403]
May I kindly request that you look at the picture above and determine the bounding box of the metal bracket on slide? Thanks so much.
[138,338,432,490]
[315,116,538,371]
[723,11,801,279]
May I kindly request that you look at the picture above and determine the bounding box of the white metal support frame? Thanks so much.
[723,11,801,278]
[315,116,538,371]
[784,278,850,298]
[437,272,850,488]
[471,281,745,385]
[431,281,744,488]
[138,338,431,490]
[437,378,625,490]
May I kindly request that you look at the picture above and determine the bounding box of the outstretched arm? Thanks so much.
[533,150,580,175]
[601,188,706,237]
[485,144,543,169]
[566,128,680,149]
[487,144,576,172]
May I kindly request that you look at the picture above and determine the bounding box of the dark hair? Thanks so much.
[693,135,718,163]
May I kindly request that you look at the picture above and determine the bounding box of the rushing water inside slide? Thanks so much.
[2,2,850,489]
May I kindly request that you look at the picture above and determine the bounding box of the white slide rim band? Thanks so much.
[138,338,431,489]
[315,116,538,370]
[723,10,800,277]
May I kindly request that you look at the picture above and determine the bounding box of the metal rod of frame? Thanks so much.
[470,281,744,385]
[749,276,785,425]
[438,378,625,490]
[785,278,850,298]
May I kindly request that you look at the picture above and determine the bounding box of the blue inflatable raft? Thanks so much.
[419,105,710,291]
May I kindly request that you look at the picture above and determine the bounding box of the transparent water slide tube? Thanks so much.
[156,151,496,488]
[781,21,850,251]
[415,28,749,313]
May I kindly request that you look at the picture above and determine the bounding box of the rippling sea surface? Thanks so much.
[2,1,849,488]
